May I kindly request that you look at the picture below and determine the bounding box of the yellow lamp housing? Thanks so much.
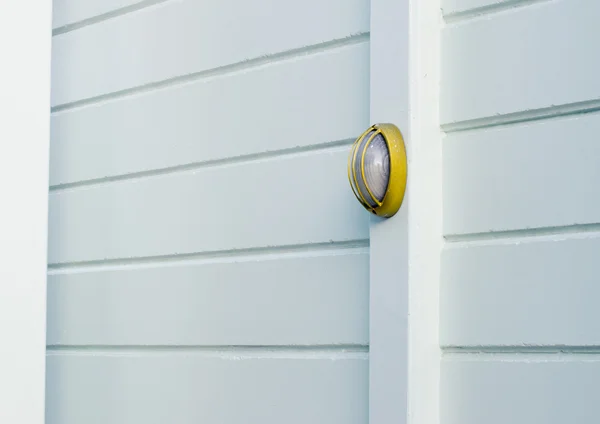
[347,123,407,218]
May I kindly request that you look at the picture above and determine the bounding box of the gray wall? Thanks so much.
[440,0,600,422]
[46,0,371,422]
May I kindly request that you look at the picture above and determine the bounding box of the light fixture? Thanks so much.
[347,123,407,218]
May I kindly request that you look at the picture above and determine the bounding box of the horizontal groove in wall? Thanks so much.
[444,223,600,246]
[47,239,369,273]
[46,344,369,359]
[53,0,170,35]
[51,33,370,113]
[441,98,600,133]
[443,346,600,361]
[443,0,552,24]
[444,346,600,354]
[50,139,354,192]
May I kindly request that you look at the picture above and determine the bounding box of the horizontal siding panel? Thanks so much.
[50,43,369,187]
[441,0,600,125]
[442,358,600,424]
[52,0,143,29]
[48,148,369,264]
[51,0,369,106]
[46,353,368,424]
[48,251,368,346]
[441,236,600,347]
[443,114,600,236]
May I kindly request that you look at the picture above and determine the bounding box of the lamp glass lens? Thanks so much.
[363,133,390,202]
[352,131,378,207]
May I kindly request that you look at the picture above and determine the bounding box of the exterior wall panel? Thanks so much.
[47,0,370,422]
[440,0,600,421]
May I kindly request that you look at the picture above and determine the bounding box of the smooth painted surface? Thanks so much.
[48,149,368,265]
[53,0,146,29]
[46,353,368,424]
[0,1,51,422]
[441,235,600,346]
[442,358,600,424]
[441,0,600,125]
[405,0,443,422]
[369,0,409,423]
[48,251,369,346]
[51,0,369,106]
[443,114,600,235]
[50,42,369,186]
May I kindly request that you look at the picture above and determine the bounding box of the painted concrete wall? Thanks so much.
[46,1,371,422]
[439,0,600,422]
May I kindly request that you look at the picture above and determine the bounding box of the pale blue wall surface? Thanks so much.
[46,1,371,422]
[439,0,600,422]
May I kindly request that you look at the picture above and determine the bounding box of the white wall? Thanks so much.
[47,1,371,422]
[406,0,442,424]
[0,1,51,423]
[440,0,600,422]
